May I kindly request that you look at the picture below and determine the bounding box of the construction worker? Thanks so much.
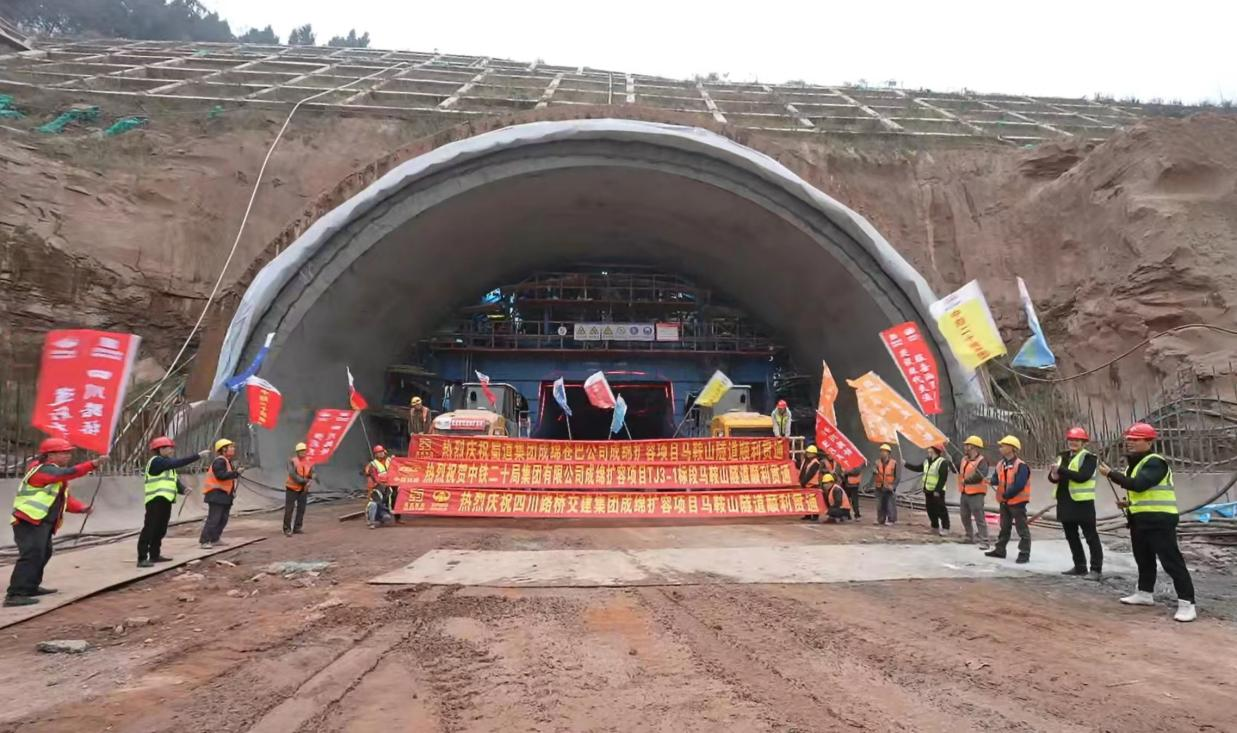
[872,443,898,526]
[283,442,315,537]
[1100,422,1195,622]
[139,436,210,567]
[841,460,863,520]
[800,445,823,521]
[906,445,950,535]
[771,400,792,438]
[958,436,991,549]
[985,436,1031,563]
[409,396,432,435]
[821,473,852,523]
[364,445,395,528]
[199,438,241,549]
[1049,427,1102,579]
[4,439,104,607]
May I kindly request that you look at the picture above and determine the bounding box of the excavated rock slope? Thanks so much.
[1,103,1234,396]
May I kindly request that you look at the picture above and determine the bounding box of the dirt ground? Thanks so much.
[1,498,1236,733]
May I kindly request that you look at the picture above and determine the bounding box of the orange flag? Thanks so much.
[847,371,949,449]
[818,360,838,425]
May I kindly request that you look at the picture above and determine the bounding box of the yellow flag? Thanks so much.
[694,370,734,407]
[847,372,949,449]
[928,280,1006,371]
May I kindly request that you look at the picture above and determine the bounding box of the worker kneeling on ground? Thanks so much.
[364,445,396,528]
[1100,423,1196,622]
[200,439,241,549]
[5,438,105,607]
[821,473,852,524]
[985,436,1031,564]
[284,442,316,537]
[1050,427,1102,579]
[139,436,210,567]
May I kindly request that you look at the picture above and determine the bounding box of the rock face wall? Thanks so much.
[2,102,1234,397]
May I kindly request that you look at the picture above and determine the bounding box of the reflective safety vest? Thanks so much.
[959,456,989,496]
[366,458,391,493]
[873,458,897,490]
[997,457,1030,504]
[824,484,852,512]
[1127,453,1177,515]
[772,410,791,436]
[12,463,68,527]
[922,457,946,492]
[144,456,179,504]
[1055,449,1096,502]
[203,457,237,495]
[843,468,861,488]
[286,457,313,492]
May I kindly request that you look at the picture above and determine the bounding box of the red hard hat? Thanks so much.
[150,436,175,451]
[776,400,788,408]
[1124,423,1157,441]
[38,437,74,454]
[1065,427,1090,441]
[373,445,386,454]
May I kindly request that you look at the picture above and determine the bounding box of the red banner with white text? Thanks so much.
[814,413,867,471]
[395,487,823,519]
[388,457,796,491]
[303,409,358,466]
[408,435,790,463]
[32,329,140,454]
[879,322,942,415]
[245,377,282,430]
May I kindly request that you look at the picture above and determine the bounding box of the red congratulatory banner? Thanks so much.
[388,458,796,491]
[395,487,823,519]
[879,322,942,416]
[32,329,140,454]
[409,435,790,463]
[303,409,358,466]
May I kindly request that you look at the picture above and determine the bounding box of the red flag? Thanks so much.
[346,366,368,411]
[815,412,867,472]
[879,322,942,415]
[32,329,140,454]
[303,409,358,466]
[475,370,496,406]
[245,376,282,430]
[583,371,616,409]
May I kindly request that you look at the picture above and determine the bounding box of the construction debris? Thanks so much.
[263,560,331,575]
[36,640,90,654]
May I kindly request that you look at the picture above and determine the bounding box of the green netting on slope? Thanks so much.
[36,106,100,134]
[104,116,148,136]
[0,95,22,119]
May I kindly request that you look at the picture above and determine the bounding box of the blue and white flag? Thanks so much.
[610,395,628,435]
[552,377,572,417]
[1011,277,1057,369]
[224,332,275,392]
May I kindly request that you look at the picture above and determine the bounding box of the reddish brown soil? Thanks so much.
[1,499,1234,733]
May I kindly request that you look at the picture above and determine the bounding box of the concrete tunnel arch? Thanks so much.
[211,118,978,478]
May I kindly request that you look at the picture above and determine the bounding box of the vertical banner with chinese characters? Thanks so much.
[928,280,1006,371]
[846,372,949,450]
[879,322,942,415]
[302,409,358,466]
[245,376,282,430]
[814,412,866,471]
[32,330,140,454]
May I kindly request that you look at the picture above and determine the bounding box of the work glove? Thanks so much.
[199,449,212,460]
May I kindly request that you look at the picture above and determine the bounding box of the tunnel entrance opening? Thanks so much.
[535,380,674,440]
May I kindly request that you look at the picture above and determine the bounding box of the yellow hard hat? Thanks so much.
[998,435,1022,451]
[820,473,836,484]
[411,396,422,406]
[294,442,308,452]
[805,445,818,454]
[879,443,892,452]
[964,435,985,449]
[214,438,235,452]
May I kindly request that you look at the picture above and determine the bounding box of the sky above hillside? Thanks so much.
[204,0,1236,104]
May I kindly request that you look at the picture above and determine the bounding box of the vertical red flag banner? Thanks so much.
[879,322,942,416]
[818,360,838,425]
[346,366,369,411]
[583,371,617,409]
[245,376,282,430]
[303,409,358,466]
[814,412,867,471]
[475,370,497,406]
[32,330,140,454]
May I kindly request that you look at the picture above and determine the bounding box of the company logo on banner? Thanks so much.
[32,329,140,454]
[879,322,941,415]
[245,376,282,430]
[928,280,1006,371]
[303,409,358,466]
[818,360,838,425]
[847,372,949,449]
[573,323,656,341]
[814,412,866,471]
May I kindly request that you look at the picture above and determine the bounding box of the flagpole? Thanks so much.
[623,424,633,440]
[565,414,573,440]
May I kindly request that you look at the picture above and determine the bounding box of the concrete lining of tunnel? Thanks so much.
[212,119,976,478]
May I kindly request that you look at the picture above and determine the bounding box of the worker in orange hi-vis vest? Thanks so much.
[958,436,992,550]
[200,438,242,550]
[283,442,315,537]
[984,436,1032,564]
[821,473,852,524]
[799,445,823,521]
[871,444,899,526]
[363,445,396,528]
